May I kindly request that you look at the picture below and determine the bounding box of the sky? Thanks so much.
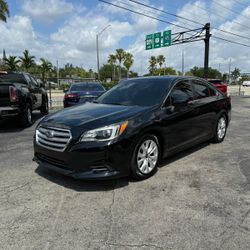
[1,0,250,75]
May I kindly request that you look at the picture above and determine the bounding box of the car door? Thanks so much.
[190,79,218,138]
[24,74,40,109]
[159,79,199,152]
[30,76,42,107]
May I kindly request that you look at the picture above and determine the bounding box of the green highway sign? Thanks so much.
[145,34,153,50]
[145,30,172,50]
[163,30,172,47]
[153,32,161,48]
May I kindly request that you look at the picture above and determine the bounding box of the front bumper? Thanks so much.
[33,138,134,180]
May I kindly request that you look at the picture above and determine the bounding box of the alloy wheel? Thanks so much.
[217,117,226,139]
[137,139,159,174]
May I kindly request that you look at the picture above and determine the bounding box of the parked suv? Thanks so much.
[0,71,49,127]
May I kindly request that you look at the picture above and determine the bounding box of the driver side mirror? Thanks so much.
[63,89,69,93]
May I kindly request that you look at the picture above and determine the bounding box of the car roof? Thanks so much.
[126,75,208,85]
[71,82,101,85]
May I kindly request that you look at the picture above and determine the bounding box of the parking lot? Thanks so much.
[0,96,249,250]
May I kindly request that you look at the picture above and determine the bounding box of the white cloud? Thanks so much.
[1,0,250,75]
[0,15,43,55]
[21,0,80,23]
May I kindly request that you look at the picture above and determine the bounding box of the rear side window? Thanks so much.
[193,80,210,99]
[0,73,26,84]
[170,80,193,105]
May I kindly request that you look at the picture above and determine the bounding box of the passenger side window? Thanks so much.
[193,80,210,99]
[169,80,193,106]
[30,76,39,87]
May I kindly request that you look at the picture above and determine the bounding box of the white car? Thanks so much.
[242,81,250,87]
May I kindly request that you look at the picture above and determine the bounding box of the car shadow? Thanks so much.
[35,165,129,192]
[0,112,43,133]
[35,141,210,190]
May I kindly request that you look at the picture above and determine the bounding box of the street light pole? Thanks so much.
[96,24,111,80]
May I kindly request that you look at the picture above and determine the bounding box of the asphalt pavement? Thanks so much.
[0,97,249,250]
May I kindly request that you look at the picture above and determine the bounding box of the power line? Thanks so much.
[99,0,250,48]
[213,1,250,21]
[154,0,250,31]
[98,0,198,32]
[213,36,250,48]
[231,0,250,8]
[128,0,250,41]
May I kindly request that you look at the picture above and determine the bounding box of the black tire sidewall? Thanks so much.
[20,103,33,127]
[130,134,161,180]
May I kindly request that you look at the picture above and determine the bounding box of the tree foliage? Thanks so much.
[187,66,222,79]
[3,56,20,71]
[19,50,35,72]
[115,48,126,80]
[157,55,165,69]
[148,56,157,75]
[123,52,134,78]
[0,0,9,22]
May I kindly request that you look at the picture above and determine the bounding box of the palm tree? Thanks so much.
[0,0,9,22]
[19,50,36,73]
[108,54,117,80]
[157,55,165,70]
[123,52,134,78]
[148,56,157,75]
[39,58,53,83]
[4,56,20,71]
[115,48,126,80]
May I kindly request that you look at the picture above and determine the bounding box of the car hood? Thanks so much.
[41,102,150,130]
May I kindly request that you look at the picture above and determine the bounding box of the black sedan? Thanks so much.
[34,76,231,180]
[63,82,105,108]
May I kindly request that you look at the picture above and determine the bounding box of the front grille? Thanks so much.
[36,126,72,152]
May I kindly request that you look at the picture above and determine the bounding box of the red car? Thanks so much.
[207,79,228,94]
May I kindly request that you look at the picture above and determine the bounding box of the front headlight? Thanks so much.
[80,121,128,142]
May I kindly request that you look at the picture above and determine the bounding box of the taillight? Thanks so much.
[220,85,227,93]
[9,86,18,102]
[64,93,78,99]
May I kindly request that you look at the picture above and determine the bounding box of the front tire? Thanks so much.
[212,115,227,143]
[130,134,160,180]
[19,104,33,127]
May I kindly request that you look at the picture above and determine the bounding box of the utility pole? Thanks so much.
[182,50,184,76]
[228,58,232,84]
[96,24,111,80]
[56,59,59,87]
[181,33,184,76]
[204,23,210,79]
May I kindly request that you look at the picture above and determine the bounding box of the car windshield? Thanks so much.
[70,83,104,92]
[97,78,171,107]
[0,74,26,84]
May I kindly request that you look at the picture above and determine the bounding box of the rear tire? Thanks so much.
[19,104,33,127]
[212,115,227,143]
[40,96,49,116]
[130,134,161,180]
